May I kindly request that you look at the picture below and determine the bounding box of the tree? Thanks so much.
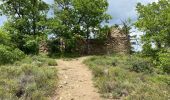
[0,0,49,53]
[121,18,132,35]
[135,0,170,51]
[50,0,111,53]
[0,28,11,45]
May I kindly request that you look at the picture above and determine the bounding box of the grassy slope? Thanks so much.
[84,55,170,100]
[0,54,58,100]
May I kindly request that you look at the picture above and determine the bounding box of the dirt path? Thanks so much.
[52,57,103,100]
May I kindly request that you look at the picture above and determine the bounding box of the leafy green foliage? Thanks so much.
[23,39,39,54]
[47,59,58,66]
[158,51,170,74]
[135,0,170,74]
[0,0,49,54]
[0,45,25,65]
[141,42,158,58]
[0,55,58,100]
[135,0,170,49]
[131,62,152,73]
[84,55,170,99]
[47,39,61,54]
[129,56,154,73]
[121,18,132,35]
[49,0,111,53]
[0,29,11,45]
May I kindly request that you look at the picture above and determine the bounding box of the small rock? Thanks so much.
[58,85,63,88]
[121,89,128,97]
[63,81,68,85]
[79,80,83,82]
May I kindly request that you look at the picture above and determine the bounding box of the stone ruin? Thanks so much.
[39,40,48,53]
[76,27,131,55]
[39,27,131,55]
[106,28,131,54]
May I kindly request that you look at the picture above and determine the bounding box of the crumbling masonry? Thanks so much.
[39,28,131,54]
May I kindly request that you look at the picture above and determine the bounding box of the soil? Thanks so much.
[52,57,104,100]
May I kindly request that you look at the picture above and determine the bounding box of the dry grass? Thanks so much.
[84,54,170,100]
[0,54,58,100]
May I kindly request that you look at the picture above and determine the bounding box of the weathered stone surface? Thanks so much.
[76,27,130,55]
[39,40,48,53]
[39,28,130,54]
[106,28,130,54]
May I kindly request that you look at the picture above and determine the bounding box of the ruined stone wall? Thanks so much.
[78,28,130,55]
[106,37,130,54]
[75,38,107,55]
[87,40,107,55]
[39,28,130,54]
[39,41,48,53]
[106,28,130,54]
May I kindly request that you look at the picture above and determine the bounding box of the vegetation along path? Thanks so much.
[52,57,103,100]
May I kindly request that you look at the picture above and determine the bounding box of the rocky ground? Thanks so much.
[52,57,104,100]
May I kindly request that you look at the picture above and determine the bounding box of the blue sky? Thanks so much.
[0,0,158,26]
[107,0,158,24]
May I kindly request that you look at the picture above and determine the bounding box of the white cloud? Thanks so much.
[107,0,158,25]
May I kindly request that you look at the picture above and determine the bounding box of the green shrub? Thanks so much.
[95,67,137,98]
[0,29,11,45]
[158,51,170,74]
[15,54,57,67]
[131,59,153,73]
[126,78,170,100]
[141,43,158,58]
[47,39,61,54]
[23,39,39,54]
[47,59,58,66]
[0,45,25,64]
[84,55,170,99]
[0,55,58,99]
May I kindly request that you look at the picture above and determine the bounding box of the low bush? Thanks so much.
[0,45,25,64]
[0,29,11,45]
[0,55,58,100]
[23,39,39,55]
[47,59,58,66]
[130,57,153,73]
[47,39,61,54]
[158,51,170,74]
[84,55,170,99]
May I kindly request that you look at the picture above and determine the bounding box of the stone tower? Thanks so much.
[106,28,130,54]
